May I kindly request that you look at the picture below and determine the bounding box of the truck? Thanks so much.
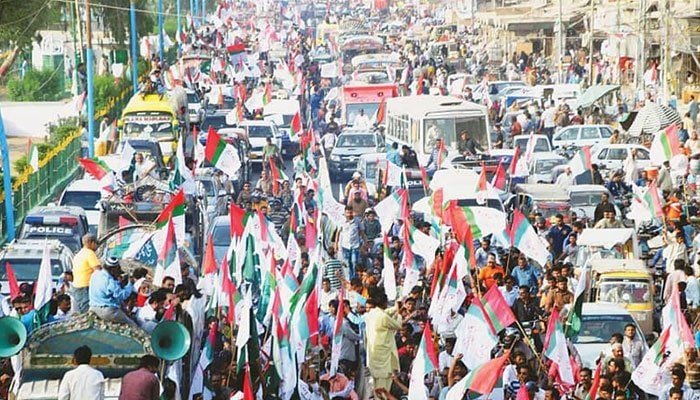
[341,82,398,127]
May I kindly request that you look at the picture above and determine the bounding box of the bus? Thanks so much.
[118,93,180,159]
[385,95,491,166]
[341,82,398,126]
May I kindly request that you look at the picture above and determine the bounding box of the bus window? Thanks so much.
[423,116,488,153]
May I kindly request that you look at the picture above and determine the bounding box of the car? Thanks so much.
[567,185,621,225]
[571,303,648,368]
[487,81,527,103]
[58,179,103,235]
[19,206,89,253]
[513,134,552,154]
[552,124,614,149]
[0,239,74,296]
[527,152,567,184]
[186,89,202,124]
[238,120,282,165]
[328,129,385,176]
[590,144,651,171]
[199,109,236,133]
[263,99,302,157]
[207,216,231,265]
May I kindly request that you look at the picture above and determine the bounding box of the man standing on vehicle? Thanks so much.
[594,209,625,229]
[58,345,104,400]
[263,136,281,166]
[88,257,136,327]
[354,108,371,129]
[72,234,101,314]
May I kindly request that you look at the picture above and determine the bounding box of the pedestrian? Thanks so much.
[118,355,160,400]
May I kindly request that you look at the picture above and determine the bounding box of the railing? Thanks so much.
[0,86,133,244]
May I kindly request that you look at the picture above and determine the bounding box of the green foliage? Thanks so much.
[96,0,154,46]
[94,75,121,112]
[6,68,66,101]
[13,156,28,175]
[0,0,60,47]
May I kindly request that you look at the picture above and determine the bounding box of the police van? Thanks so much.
[0,239,74,297]
[19,206,89,253]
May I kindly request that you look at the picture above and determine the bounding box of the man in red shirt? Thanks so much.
[119,355,160,400]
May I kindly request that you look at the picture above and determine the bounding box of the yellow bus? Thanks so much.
[118,93,180,158]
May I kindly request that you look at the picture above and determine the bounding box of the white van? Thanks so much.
[58,179,103,234]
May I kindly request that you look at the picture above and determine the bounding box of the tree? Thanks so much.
[0,0,60,78]
[95,0,154,46]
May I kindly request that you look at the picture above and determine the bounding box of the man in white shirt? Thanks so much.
[319,278,338,316]
[135,289,167,333]
[353,108,371,129]
[555,166,575,187]
[58,345,104,400]
[320,130,336,154]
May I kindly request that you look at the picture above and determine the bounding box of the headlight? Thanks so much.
[330,155,340,162]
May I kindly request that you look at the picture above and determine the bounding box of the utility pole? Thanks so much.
[130,0,138,95]
[85,0,95,158]
[557,0,563,83]
[661,0,670,100]
[636,0,646,97]
[177,0,182,43]
[74,0,85,63]
[158,0,165,64]
[588,0,595,87]
[202,0,206,23]
[617,0,622,85]
[0,108,16,242]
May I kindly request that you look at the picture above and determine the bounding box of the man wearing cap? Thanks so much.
[72,234,101,314]
[89,258,136,327]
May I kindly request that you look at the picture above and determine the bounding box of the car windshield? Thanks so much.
[0,259,64,281]
[515,137,549,153]
[572,314,640,344]
[598,280,651,304]
[187,93,200,103]
[570,193,604,207]
[200,115,228,132]
[336,135,376,148]
[60,191,101,210]
[198,180,216,197]
[245,125,273,138]
[534,159,565,174]
[211,223,231,246]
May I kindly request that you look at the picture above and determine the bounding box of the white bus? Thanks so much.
[385,95,491,166]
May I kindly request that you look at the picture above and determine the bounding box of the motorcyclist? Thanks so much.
[605,170,631,198]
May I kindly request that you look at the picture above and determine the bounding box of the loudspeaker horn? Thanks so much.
[0,317,27,357]
[151,321,191,361]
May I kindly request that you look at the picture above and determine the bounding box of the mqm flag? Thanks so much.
[372,97,386,125]
[155,188,186,246]
[429,187,445,219]
[632,326,680,396]
[329,290,345,376]
[566,268,588,338]
[5,263,19,300]
[585,361,602,400]
[290,111,303,138]
[446,352,510,399]
[33,241,54,328]
[491,160,507,190]
[662,286,695,349]
[475,163,488,205]
[543,309,575,385]
[509,146,521,175]
[444,200,506,240]
[382,234,397,301]
[225,101,244,126]
[28,142,39,173]
[205,127,242,177]
[230,202,247,238]
[201,235,218,276]
[568,146,592,183]
[482,285,517,333]
[78,157,111,180]
[408,323,439,400]
[650,124,681,165]
[454,300,498,369]
[373,189,408,232]
[154,219,182,286]
[262,81,272,105]
[643,180,665,219]
[289,263,319,352]
[190,322,217,399]
[509,209,550,267]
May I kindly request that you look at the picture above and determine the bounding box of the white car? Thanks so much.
[238,120,282,164]
[186,89,202,124]
[552,124,614,149]
[527,152,567,184]
[513,134,552,154]
[590,144,651,171]
[571,303,648,369]
[58,179,103,234]
[567,185,620,224]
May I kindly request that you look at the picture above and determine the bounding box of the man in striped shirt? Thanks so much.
[324,246,344,291]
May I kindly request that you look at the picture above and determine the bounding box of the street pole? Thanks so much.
[557,0,563,84]
[202,0,206,23]
[0,108,16,242]
[158,0,165,64]
[177,0,182,41]
[193,0,198,27]
[588,0,595,87]
[617,0,622,85]
[74,0,85,63]
[85,0,95,158]
[130,0,139,95]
